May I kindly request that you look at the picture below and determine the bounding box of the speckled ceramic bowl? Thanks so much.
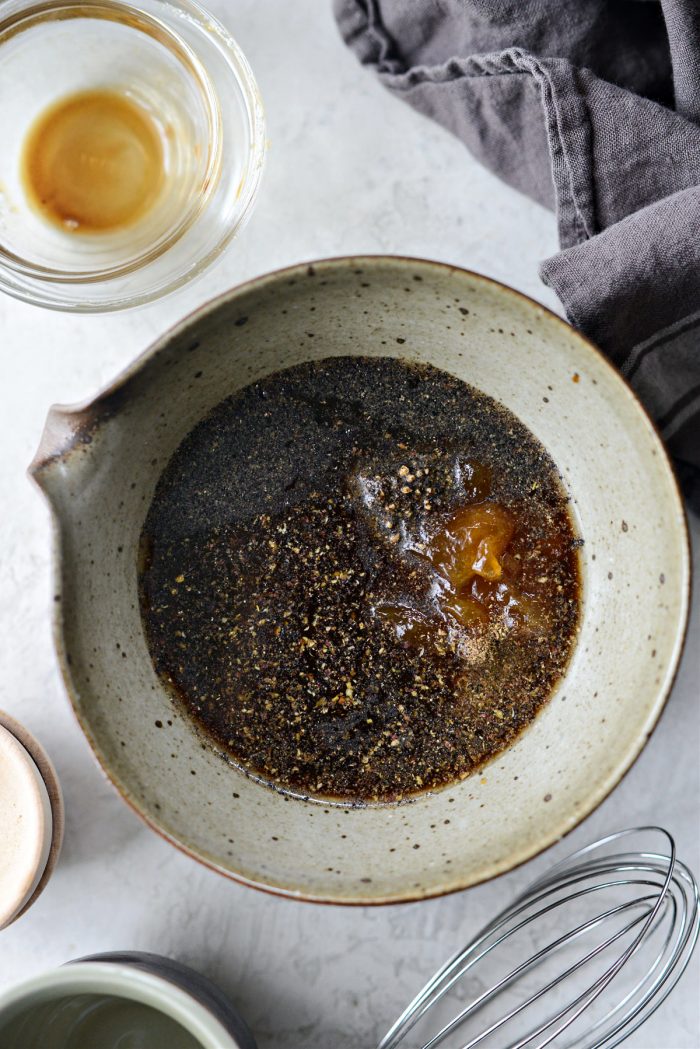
[30,257,690,904]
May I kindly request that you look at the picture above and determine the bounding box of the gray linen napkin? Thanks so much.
[334,0,700,504]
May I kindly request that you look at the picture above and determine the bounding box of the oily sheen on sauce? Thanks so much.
[139,357,581,803]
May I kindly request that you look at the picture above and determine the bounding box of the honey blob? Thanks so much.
[21,89,165,233]
[426,503,516,588]
[377,496,564,648]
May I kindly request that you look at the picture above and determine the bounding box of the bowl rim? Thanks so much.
[31,254,692,905]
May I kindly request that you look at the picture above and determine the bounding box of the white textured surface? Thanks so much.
[0,3,698,1046]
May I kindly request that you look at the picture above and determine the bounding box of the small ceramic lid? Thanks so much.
[0,712,64,930]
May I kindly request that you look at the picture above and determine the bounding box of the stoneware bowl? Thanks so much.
[0,951,256,1048]
[29,256,690,904]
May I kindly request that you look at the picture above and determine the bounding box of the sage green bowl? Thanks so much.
[0,952,255,1048]
[30,256,690,904]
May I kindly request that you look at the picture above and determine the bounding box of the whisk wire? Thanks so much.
[514,853,680,1049]
[378,828,699,1049]
[384,879,663,1049]
[573,860,700,1049]
[386,877,660,1049]
[424,899,654,1049]
[566,895,674,1048]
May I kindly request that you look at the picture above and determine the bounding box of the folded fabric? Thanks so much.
[335,0,700,505]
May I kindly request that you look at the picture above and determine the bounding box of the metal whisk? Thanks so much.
[379,827,699,1049]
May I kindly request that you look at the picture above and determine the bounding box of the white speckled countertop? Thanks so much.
[1,3,698,1046]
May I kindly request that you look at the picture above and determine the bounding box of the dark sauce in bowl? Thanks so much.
[139,357,581,802]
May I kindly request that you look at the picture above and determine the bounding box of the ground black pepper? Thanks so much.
[139,357,580,802]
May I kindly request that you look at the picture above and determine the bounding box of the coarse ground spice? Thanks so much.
[139,357,581,803]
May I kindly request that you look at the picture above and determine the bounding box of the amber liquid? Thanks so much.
[21,89,165,233]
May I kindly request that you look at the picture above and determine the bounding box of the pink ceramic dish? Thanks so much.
[0,711,63,928]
